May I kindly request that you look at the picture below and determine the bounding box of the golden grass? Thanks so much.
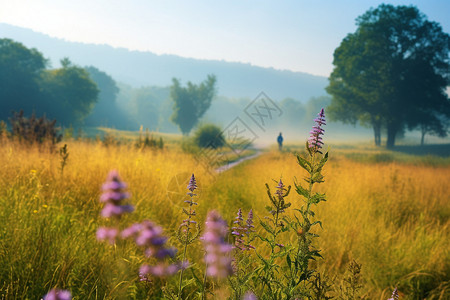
[207,150,450,299]
[0,139,448,299]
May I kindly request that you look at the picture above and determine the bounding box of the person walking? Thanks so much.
[277,132,283,151]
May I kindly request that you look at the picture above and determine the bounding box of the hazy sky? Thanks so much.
[1,0,449,77]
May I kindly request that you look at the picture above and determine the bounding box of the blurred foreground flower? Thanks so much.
[243,291,257,300]
[202,210,233,278]
[97,170,134,244]
[100,170,134,218]
[122,220,186,277]
[43,289,71,300]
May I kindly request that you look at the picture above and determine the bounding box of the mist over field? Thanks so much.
[2,23,440,146]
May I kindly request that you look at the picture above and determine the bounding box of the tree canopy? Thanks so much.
[170,75,217,135]
[327,4,450,147]
[40,58,99,126]
[0,40,100,126]
[0,39,47,120]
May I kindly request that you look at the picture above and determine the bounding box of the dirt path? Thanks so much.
[215,150,262,173]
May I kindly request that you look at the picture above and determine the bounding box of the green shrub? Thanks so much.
[193,124,225,149]
[9,110,62,146]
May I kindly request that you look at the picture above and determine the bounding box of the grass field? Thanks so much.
[0,138,449,299]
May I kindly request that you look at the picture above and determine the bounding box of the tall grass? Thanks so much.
[0,139,448,299]
[204,150,450,299]
[0,140,211,299]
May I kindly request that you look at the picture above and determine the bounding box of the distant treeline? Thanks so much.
[0,38,371,142]
[0,38,336,136]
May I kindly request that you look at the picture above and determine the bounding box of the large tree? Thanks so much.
[0,39,47,120]
[327,4,450,148]
[170,74,217,135]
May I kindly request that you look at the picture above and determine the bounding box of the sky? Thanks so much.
[1,0,449,77]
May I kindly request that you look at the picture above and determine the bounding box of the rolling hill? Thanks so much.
[1,23,328,101]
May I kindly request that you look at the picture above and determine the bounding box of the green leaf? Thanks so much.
[311,192,326,204]
[189,268,203,287]
[296,155,311,172]
[311,172,324,183]
[315,151,329,173]
[286,254,292,269]
[259,220,274,235]
[311,220,323,229]
[295,183,309,198]
[306,140,313,156]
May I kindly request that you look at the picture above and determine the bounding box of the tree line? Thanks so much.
[0,39,100,126]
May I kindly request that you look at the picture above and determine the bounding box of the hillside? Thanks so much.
[0,23,327,100]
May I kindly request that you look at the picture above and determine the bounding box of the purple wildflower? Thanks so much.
[387,287,399,300]
[308,108,326,152]
[275,179,285,197]
[43,289,71,300]
[122,220,185,277]
[140,261,188,278]
[243,291,258,300]
[231,209,255,251]
[246,209,255,231]
[96,227,118,244]
[187,173,197,193]
[202,210,234,278]
[99,170,134,218]
[123,220,176,258]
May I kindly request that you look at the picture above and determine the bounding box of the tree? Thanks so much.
[170,75,217,135]
[327,4,450,148]
[40,58,99,126]
[0,39,47,120]
[412,110,449,145]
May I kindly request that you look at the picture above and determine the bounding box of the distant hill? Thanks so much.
[0,23,328,100]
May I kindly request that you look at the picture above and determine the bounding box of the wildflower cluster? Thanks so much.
[231,208,255,251]
[96,170,183,293]
[89,108,406,299]
[202,210,234,278]
[122,220,185,277]
[96,170,134,244]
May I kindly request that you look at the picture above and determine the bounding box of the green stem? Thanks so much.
[177,201,193,299]
[202,262,208,300]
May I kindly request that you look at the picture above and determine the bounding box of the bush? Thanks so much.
[193,124,225,149]
[9,110,62,146]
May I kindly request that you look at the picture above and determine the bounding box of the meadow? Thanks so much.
[0,136,449,299]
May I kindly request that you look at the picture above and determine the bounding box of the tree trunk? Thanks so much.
[421,125,426,146]
[373,122,381,146]
[386,123,397,149]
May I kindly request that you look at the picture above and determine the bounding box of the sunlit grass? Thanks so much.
[205,149,450,299]
[0,139,448,299]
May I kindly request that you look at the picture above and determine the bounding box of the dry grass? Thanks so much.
[0,139,448,299]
